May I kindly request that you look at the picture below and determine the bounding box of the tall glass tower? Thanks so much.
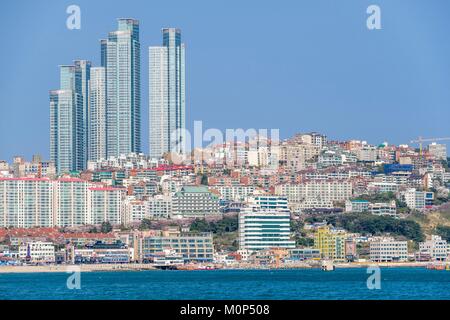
[149,28,185,159]
[74,60,91,163]
[88,67,106,162]
[105,18,141,158]
[49,88,83,173]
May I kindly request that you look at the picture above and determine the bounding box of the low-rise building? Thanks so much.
[402,188,434,211]
[419,235,448,261]
[19,241,55,263]
[345,200,369,213]
[369,238,408,262]
[313,226,347,261]
[288,248,320,261]
[369,201,397,216]
[140,229,214,263]
[172,186,220,218]
[74,241,131,264]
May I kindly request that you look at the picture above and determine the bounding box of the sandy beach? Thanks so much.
[0,263,156,273]
[0,261,434,273]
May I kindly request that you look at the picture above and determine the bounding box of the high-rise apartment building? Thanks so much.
[50,61,91,173]
[74,60,91,162]
[88,67,107,161]
[149,28,185,158]
[0,177,54,228]
[49,88,84,173]
[104,18,141,158]
[0,177,125,228]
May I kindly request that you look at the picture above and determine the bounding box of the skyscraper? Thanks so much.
[149,28,185,159]
[50,63,89,173]
[74,60,91,163]
[49,89,83,173]
[104,18,141,158]
[88,67,107,162]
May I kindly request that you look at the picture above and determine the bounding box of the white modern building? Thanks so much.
[0,177,54,228]
[50,89,84,173]
[0,177,125,228]
[402,188,434,211]
[104,18,141,158]
[428,143,447,161]
[419,235,448,261]
[369,238,408,262]
[149,28,185,158]
[210,185,255,201]
[88,186,125,225]
[19,241,55,263]
[88,67,107,162]
[147,195,173,219]
[238,206,295,251]
[275,181,352,208]
[247,195,290,212]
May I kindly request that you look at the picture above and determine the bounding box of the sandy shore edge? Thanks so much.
[0,262,434,274]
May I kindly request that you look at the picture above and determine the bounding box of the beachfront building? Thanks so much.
[288,248,321,261]
[18,241,56,263]
[238,206,295,251]
[313,226,347,261]
[419,235,448,261]
[369,238,408,262]
[140,229,214,263]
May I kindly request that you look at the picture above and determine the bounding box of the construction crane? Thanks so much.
[410,136,450,156]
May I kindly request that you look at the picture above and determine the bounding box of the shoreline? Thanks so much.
[0,261,434,274]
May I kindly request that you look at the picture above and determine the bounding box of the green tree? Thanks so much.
[436,225,450,241]
[139,218,153,231]
[200,174,209,185]
[100,221,113,233]
[88,226,98,233]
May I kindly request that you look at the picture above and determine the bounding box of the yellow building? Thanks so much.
[314,226,347,261]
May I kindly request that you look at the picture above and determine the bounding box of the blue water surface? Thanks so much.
[0,268,449,300]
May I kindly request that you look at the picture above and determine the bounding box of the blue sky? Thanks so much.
[0,0,449,160]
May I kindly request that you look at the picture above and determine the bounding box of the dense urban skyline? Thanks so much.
[1,0,450,162]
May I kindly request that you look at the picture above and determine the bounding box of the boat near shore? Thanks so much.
[176,264,222,271]
[426,263,450,271]
[321,260,335,271]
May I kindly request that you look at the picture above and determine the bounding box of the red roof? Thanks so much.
[143,165,193,172]
[88,187,125,191]
[0,177,51,182]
